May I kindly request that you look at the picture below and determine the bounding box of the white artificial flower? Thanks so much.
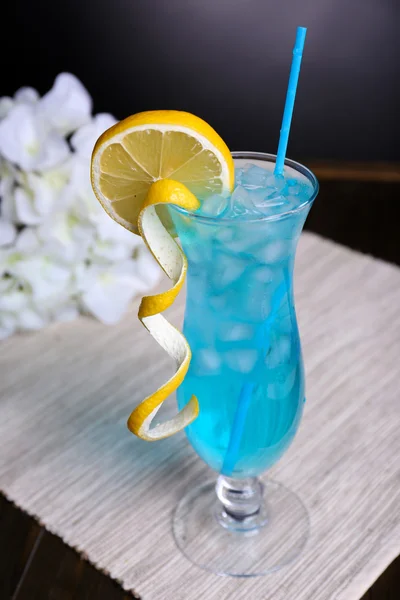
[0,279,29,338]
[90,205,143,264]
[52,303,79,323]
[65,156,101,221]
[90,238,137,263]
[71,113,116,158]
[80,261,148,325]
[0,285,29,312]
[15,227,40,252]
[37,209,95,264]
[0,219,17,246]
[14,87,40,105]
[135,246,162,289]
[0,103,70,171]
[14,163,71,226]
[92,209,139,245]
[38,72,92,136]
[0,87,39,121]
[0,73,162,338]
[0,97,13,120]
[17,306,48,331]
[0,158,18,222]
[0,276,14,293]
[3,251,73,308]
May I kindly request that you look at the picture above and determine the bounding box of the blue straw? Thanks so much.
[222,280,287,476]
[274,26,307,176]
[221,27,308,477]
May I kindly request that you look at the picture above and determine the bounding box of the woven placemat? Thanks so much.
[1,232,399,600]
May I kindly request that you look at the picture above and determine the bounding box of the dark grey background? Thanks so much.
[5,0,399,162]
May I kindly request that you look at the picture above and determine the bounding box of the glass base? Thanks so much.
[172,478,309,577]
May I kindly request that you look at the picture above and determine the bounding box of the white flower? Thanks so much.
[0,219,17,246]
[37,211,95,264]
[0,158,18,222]
[65,156,101,221]
[15,227,40,252]
[71,113,116,158]
[80,261,148,325]
[14,87,40,105]
[0,285,29,312]
[0,103,70,171]
[0,87,39,121]
[135,246,162,289]
[14,163,71,225]
[52,303,79,323]
[90,206,143,264]
[17,307,48,331]
[38,72,92,136]
[90,238,136,263]
[0,73,161,338]
[0,278,30,338]
[0,97,13,120]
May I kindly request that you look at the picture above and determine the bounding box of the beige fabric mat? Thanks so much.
[0,232,399,600]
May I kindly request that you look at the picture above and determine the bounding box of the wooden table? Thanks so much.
[1,162,399,599]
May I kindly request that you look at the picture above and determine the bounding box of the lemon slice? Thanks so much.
[91,110,234,235]
[91,110,234,441]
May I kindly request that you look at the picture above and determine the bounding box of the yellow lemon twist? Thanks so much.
[91,110,234,440]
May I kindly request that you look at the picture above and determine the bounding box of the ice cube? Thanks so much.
[215,226,235,244]
[198,194,229,217]
[211,251,247,288]
[224,349,259,373]
[253,265,274,283]
[192,349,221,376]
[265,336,292,368]
[220,225,264,254]
[241,164,269,188]
[251,191,287,216]
[267,367,297,400]
[209,294,227,311]
[286,194,301,206]
[265,174,286,192]
[219,323,255,342]
[235,167,245,185]
[259,239,291,263]
[229,185,255,216]
[287,184,301,196]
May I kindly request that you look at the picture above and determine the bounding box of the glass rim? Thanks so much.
[171,151,319,224]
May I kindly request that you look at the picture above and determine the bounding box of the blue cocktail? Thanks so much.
[171,152,318,575]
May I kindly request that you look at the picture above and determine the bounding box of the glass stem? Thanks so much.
[216,475,263,521]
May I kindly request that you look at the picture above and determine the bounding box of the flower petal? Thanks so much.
[0,97,14,119]
[91,239,134,262]
[53,303,79,322]
[71,113,116,157]
[24,172,59,217]
[14,187,42,225]
[93,211,141,247]
[15,227,40,252]
[81,262,144,325]
[14,87,40,105]
[136,247,162,288]
[38,131,71,171]
[0,104,42,169]
[0,289,28,312]
[38,72,92,135]
[0,104,69,171]
[0,219,17,246]
[17,307,47,331]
